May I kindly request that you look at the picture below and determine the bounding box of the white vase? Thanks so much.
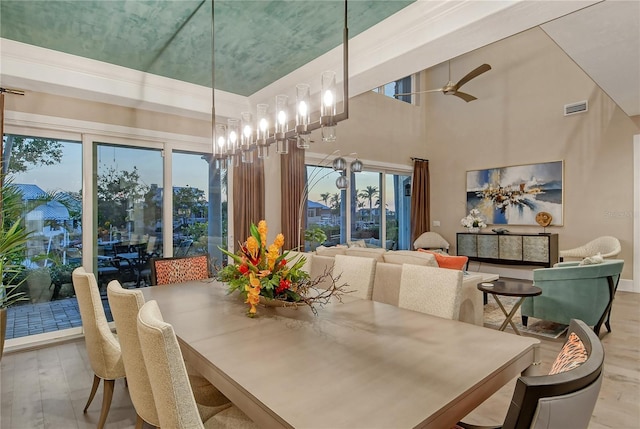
[468,227,480,233]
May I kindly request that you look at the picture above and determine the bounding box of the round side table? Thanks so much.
[478,281,542,335]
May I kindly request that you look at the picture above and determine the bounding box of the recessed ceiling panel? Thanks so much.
[0,0,414,96]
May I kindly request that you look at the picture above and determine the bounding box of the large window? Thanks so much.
[305,160,411,250]
[372,75,414,104]
[3,134,83,339]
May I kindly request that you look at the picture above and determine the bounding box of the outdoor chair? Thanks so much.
[71,267,126,429]
[150,254,211,285]
[137,300,257,428]
[175,239,194,257]
[455,319,604,429]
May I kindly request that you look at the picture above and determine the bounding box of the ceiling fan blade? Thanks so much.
[394,88,443,97]
[455,64,492,90]
[451,91,477,102]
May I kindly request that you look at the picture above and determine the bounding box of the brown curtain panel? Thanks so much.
[410,159,430,248]
[233,159,265,252]
[280,144,306,250]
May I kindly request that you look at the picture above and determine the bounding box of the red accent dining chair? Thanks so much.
[150,254,211,285]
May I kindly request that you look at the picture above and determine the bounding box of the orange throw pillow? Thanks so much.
[417,249,468,270]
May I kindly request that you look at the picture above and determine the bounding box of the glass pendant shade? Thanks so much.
[335,174,349,190]
[214,123,226,158]
[276,139,289,155]
[296,84,311,132]
[321,71,337,142]
[242,149,254,164]
[332,156,346,171]
[275,95,288,140]
[350,158,363,173]
[227,118,239,154]
[256,103,269,144]
[257,144,269,159]
[297,134,311,149]
[241,111,253,151]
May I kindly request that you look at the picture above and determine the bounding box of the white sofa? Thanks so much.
[287,247,484,326]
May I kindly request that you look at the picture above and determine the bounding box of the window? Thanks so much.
[372,75,414,104]
[304,165,345,249]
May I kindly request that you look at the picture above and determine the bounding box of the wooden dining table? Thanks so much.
[141,280,540,429]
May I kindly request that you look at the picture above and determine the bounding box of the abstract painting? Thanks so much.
[466,161,563,226]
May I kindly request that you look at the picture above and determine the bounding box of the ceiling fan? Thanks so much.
[396,62,492,102]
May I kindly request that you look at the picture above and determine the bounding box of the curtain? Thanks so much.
[410,159,430,248]
[280,144,306,250]
[233,159,265,252]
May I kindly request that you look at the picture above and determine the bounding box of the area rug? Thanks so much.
[483,295,568,340]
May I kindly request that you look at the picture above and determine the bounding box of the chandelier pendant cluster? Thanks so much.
[211,0,350,167]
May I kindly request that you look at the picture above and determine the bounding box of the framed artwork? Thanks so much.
[466,161,563,226]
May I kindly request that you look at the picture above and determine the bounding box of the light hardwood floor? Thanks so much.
[1,292,639,429]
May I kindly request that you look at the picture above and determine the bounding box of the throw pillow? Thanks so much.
[579,253,604,266]
[548,332,588,375]
[417,249,468,270]
[315,245,347,257]
[347,239,367,248]
[383,251,438,267]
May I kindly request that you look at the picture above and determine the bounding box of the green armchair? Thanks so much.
[521,259,624,335]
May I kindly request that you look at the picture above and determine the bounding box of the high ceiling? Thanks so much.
[0,0,413,96]
[0,1,638,119]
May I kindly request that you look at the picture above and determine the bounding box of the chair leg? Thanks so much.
[83,374,101,412]
[135,414,145,429]
[97,379,116,429]
[521,315,528,327]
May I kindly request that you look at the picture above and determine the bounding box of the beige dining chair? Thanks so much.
[137,300,257,429]
[107,281,231,428]
[398,264,463,320]
[71,267,126,429]
[333,254,377,300]
[150,254,211,285]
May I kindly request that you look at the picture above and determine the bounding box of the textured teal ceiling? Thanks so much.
[0,0,415,96]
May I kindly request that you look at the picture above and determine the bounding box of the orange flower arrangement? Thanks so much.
[217,220,347,316]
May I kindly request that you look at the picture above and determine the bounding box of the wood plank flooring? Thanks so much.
[1,292,639,429]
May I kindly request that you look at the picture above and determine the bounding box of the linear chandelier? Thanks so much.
[211,0,350,167]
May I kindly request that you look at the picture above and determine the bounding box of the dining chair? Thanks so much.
[332,254,377,300]
[455,319,604,429]
[107,281,231,428]
[398,264,463,320]
[150,254,211,285]
[71,267,126,429]
[137,300,257,429]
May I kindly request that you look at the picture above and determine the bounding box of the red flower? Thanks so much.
[238,264,249,275]
[279,258,287,267]
[276,279,291,295]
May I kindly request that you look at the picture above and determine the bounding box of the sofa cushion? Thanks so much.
[418,249,468,270]
[315,245,347,257]
[383,251,438,267]
[345,247,386,261]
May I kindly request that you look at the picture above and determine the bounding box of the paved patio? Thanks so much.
[5,295,114,340]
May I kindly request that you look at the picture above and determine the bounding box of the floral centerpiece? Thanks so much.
[216,220,346,317]
[461,208,487,232]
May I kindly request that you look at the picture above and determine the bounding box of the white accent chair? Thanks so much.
[71,267,126,429]
[398,264,463,320]
[559,236,621,261]
[333,254,377,300]
[137,300,257,429]
[413,231,450,252]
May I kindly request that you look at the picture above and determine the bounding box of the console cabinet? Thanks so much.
[457,233,558,268]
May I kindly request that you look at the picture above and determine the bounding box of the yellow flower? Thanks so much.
[274,233,284,249]
[245,274,262,314]
[246,236,259,260]
[257,220,268,247]
[267,243,280,270]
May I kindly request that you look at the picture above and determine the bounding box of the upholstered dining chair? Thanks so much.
[455,319,604,429]
[559,236,621,261]
[398,264,463,320]
[150,254,211,285]
[107,281,231,428]
[71,267,126,429]
[137,300,257,429]
[333,254,377,300]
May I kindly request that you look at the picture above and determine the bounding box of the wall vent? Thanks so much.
[564,100,588,116]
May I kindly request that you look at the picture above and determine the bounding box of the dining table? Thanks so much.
[141,280,540,429]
